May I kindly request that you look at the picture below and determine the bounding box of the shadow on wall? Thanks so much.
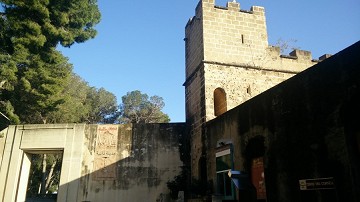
[55,123,189,202]
[205,41,360,202]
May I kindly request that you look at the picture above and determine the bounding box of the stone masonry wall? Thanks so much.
[185,0,321,180]
[184,2,206,179]
[184,69,204,177]
[202,1,268,65]
[204,63,296,120]
[185,3,204,79]
[200,0,319,121]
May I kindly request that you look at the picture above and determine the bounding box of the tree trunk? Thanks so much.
[40,154,47,194]
[45,159,57,192]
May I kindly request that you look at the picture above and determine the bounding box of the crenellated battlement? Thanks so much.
[205,0,265,15]
[212,4,265,15]
[187,0,264,28]
[268,45,331,62]
[268,46,313,60]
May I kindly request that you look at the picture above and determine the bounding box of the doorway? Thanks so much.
[25,151,63,202]
[244,135,267,202]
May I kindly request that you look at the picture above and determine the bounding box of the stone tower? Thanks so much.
[184,0,323,179]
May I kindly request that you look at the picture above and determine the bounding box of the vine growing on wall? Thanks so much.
[275,38,300,55]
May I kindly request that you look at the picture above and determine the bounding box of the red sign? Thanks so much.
[251,157,266,200]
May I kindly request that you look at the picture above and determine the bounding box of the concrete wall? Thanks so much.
[0,124,85,202]
[205,41,360,201]
[79,123,188,202]
[0,129,6,176]
[0,123,188,202]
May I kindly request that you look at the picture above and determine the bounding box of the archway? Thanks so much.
[214,88,227,116]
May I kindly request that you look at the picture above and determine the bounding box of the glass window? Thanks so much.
[215,145,235,199]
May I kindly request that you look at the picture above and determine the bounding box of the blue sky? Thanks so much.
[59,0,360,123]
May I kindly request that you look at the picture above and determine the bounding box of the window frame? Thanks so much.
[215,144,235,200]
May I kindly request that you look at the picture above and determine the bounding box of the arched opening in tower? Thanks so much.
[214,88,227,116]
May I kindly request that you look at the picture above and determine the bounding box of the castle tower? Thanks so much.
[184,0,320,179]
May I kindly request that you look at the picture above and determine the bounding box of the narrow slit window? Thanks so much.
[247,86,251,95]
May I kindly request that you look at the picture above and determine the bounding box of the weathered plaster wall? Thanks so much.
[0,123,188,202]
[206,41,360,201]
[79,123,188,202]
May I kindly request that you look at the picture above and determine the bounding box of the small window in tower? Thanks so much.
[247,86,251,95]
[214,88,227,116]
[241,34,245,44]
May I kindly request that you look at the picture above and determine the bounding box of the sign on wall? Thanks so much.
[93,125,118,180]
[299,177,335,190]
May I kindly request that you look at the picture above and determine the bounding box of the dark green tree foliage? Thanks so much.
[0,1,117,197]
[1,0,100,50]
[85,87,119,124]
[46,73,119,124]
[0,8,19,123]
[46,73,89,123]
[0,0,101,124]
[119,90,170,124]
[12,52,72,123]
